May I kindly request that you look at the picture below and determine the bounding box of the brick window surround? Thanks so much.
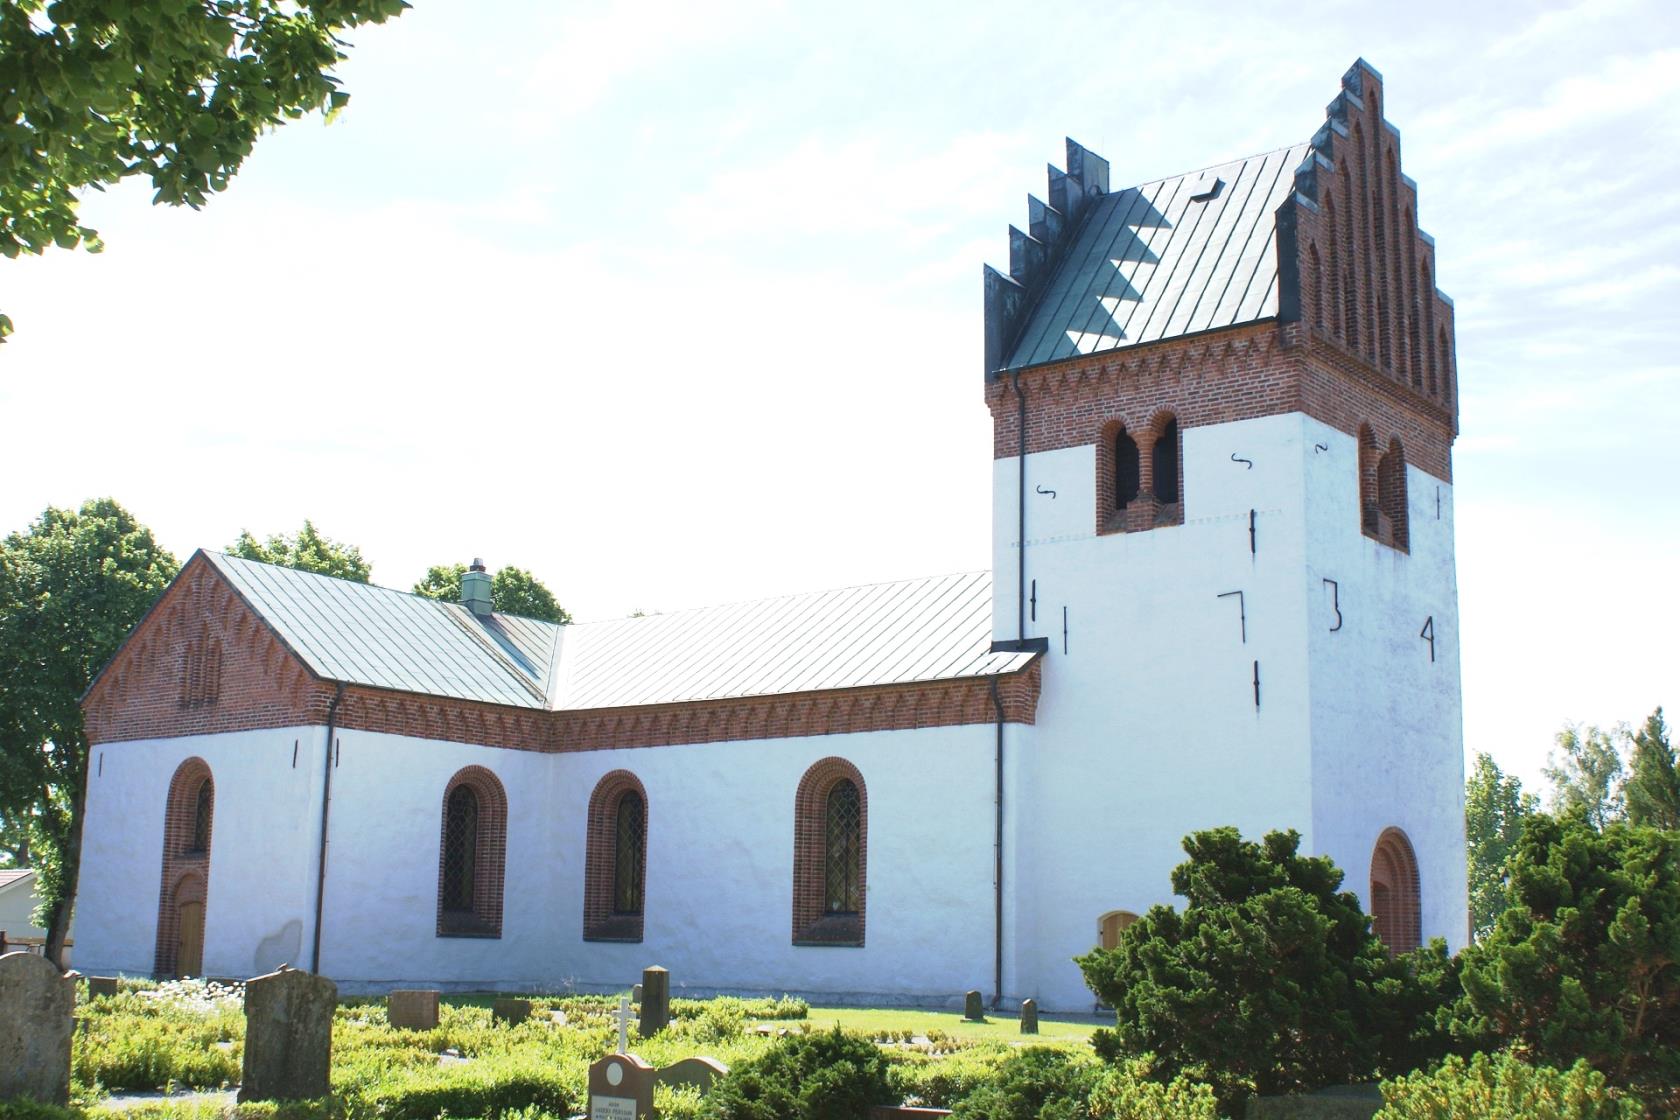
[792,757,867,947]
[436,765,507,938]
[583,770,649,942]
[153,757,214,977]
[1096,411,1184,535]
[1358,425,1410,552]
[1370,826,1422,955]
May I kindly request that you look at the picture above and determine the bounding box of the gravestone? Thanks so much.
[632,982,643,1003]
[963,990,984,1021]
[589,1051,655,1120]
[238,966,336,1102]
[492,997,532,1026]
[1018,998,1038,1034]
[388,989,440,1030]
[0,952,76,1106]
[87,976,121,1000]
[639,966,670,1036]
[656,1055,728,1095]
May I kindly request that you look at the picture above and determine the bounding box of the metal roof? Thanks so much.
[204,555,1035,712]
[0,869,32,890]
[1006,143,1308,370]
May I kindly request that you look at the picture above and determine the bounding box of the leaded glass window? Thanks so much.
[612,791,645,915]
[442,785,478,913]
[189,779,212,853]
[824,780,861,914]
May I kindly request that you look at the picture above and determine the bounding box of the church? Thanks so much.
[74,60,1467,1012]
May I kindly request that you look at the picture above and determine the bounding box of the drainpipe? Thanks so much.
[310,682,347,974]
[1012,371,1028,641]
[990,675,1006,1008]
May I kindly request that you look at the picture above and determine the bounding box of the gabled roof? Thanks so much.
[203,554,1035,712]
[0,868,33,892]
[1005,144,1309,370]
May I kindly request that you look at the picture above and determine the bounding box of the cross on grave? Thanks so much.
[614,994,631,1055]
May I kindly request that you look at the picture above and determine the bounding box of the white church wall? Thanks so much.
[992,413,1322,1011]
[313,722,999,1001]
[76,726,326,978]
[1300,416,1469,950]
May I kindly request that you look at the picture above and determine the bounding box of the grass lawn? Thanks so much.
[795,1005,1102,1043]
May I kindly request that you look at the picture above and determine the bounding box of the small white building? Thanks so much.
[0,869,74,965]
[73,60,1466,1011]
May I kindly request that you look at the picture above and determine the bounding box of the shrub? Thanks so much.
[701,1026,892,1120]
[1447,815,1680,1117]
[1076,827,1455,1115]
[1087,1058,1218,1120]
[888,1047,1010,1109]
[1375,1052,1641,1119]
[0,1101,84,1120]
[947,1047,1100,1120]
[352,1054,576,1120]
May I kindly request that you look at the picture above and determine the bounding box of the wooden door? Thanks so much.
[176,900,204,977]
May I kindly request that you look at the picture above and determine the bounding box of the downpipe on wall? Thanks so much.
[310,681,347,974]
[990,674,1005,1008]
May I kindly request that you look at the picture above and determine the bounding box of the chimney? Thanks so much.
[461,558,493,617]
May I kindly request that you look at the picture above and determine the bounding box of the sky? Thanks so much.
[1,0,1675,792]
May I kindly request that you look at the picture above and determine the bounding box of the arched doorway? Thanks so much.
[1370,828,1422,954]
[1097,909,1139,950]
[154,759,214,977]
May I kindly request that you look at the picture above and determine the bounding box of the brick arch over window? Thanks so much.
[583,770,649,942]
[1370,827,1422,954]
[1379,437,1410,552]
[1149,411,1181,506]
[792,757,867,947]
[436,765,507,938]
[154,757,214,977]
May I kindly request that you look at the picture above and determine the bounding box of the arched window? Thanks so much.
[584,770,649,941]
[1309,243,1324,331]
[1152,417,1180,504]
[793,757,867,946]
[1325,195,1342,339]
[154,758,214,977]
[1378,437,1410,552]
[1438,327,1453,407]
[1357,424,1382,540]
[1115,428,1141,511]
[437,766,507,937]
[1370,828,1422,955]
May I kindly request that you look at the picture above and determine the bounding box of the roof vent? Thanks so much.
[461,558,493,617]
[1188,175,1225,202]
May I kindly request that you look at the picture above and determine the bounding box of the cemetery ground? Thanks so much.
[12,977,1099,1120]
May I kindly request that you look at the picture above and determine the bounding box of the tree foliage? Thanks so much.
[1376,1052,1641,1120]
[0,0,410,339]
[1075,827,1456,1114]
[1448,813,1680,1116]
[413,563,570,624]
[0,499,178,964]
[1622,709,1679,831]
[228,520,370,582]
[1466,752,1539,939]
[1544,710,1679,832]
[700,1025,892,1120]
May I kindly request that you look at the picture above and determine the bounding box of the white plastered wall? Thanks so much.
[76,727,327,978]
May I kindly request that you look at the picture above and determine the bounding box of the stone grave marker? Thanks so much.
[632,982,643,1002]
[0,952,76,1106]
[589,1051,655,1120]
[639,966,670,1036]
[1018,998,1038,1034]
[656,1055,729,1095]
[963,990,985,1021]
[388,989,440,1030]
[239,965,336,1102]
[492,997,532,1026]
[86,976,121,1001]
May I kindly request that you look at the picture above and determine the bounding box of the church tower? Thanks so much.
[983,60,1466,1008]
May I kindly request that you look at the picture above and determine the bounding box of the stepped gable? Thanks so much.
[984,59,1457,434]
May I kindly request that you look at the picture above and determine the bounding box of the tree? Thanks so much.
[1075,827,1455,1115]
[0,500,178,966]
[413,563,571,624]
[1546,723,1625,829]
[228,520,371,582]
[0,807,33,867]
[1449,813,1680,1116]
[1623,709,1680,831]
[1466,752,1539,939]
[0,0,410,340]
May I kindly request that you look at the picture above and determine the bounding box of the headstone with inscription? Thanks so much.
[492,997,532,1026]
[589,1051,655,1120]
[238,966,336,1102]
[963,990,985,1021]
[388,989,440,1030]
[0,952,76,1106]
[1018,998,1038,1034]
[639,966,670,1036]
